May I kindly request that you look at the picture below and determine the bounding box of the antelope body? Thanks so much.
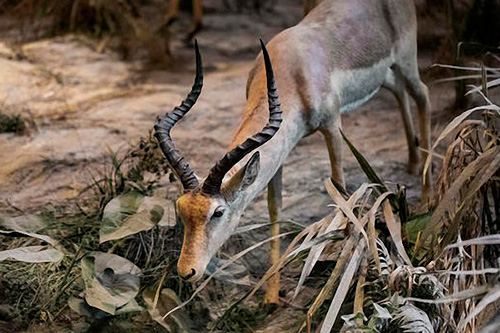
[155,0,431,304]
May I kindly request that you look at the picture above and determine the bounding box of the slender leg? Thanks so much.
[397,63,433,201]
[396,90,419,174]
[411,81,432,201]
[384,70,420,174]
[265,167,283,305]
[320,116,345,188]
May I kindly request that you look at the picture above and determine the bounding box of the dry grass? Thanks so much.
[3,0,173,64]
[225,65,500,332]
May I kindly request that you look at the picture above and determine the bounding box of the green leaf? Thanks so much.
[81,252,141,315]
[340,130,398,211]
[340,130,387,191]
[100,192,176,243]
[404,214,430,244]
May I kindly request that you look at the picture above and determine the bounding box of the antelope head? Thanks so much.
[154,40,282,281]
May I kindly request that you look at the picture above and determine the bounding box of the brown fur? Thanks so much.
[176,191,212,277]
[177,191,212,228]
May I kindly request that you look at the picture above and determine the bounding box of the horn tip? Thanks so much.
[259,38,267,53]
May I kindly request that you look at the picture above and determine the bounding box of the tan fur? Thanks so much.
[176,191,212,278]
[177,191,211,228]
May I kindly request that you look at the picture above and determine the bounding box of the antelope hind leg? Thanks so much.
[266,167,282,305]
[320,115,345,189]
[395,62,433,201]
[383,69,420,175]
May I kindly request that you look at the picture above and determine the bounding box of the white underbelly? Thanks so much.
[340,87,380,113]
[330,57,393,114]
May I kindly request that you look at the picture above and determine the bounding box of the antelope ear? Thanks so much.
[222,152,260,200]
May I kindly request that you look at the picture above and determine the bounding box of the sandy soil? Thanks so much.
[0,0,456,330]
[0,0,453,214]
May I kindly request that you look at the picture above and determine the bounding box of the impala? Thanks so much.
[154,0,432,304]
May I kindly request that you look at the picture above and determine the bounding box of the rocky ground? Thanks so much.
[0,0,456,331]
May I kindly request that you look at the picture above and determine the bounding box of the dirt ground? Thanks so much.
[0,0,456,331]
[0,0,454,215]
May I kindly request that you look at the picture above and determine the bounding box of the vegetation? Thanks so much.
[1,2,499,331]
[1,63,500,331]
[0,112,25,134]
[0,132,190,331]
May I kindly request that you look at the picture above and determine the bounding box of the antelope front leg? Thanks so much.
[321,116,345,189]
[266,167,283,305]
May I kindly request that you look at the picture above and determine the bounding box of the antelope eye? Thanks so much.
[212,208,225,219]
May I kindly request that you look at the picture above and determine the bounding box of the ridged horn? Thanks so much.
[154,40,203,190]
[202,39,283,195]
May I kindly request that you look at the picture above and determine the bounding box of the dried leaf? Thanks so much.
[69,296,142,319]
[458,285,500,331]
[325,179,369,244]
[393,304,434,333]
[293,211,341,300]
[0,215,58,246]
[143,287,191,332]
[0,246,63,263]
[383,201,412,266]
[446,235,500,249]
[81,252,141,315]
[206,257,252,286]
[320,239,366,333]
[423,105,500,180]
[100,192,175,243]
[420,146,500,250]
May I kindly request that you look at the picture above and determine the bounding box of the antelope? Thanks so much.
[154,0,432,304]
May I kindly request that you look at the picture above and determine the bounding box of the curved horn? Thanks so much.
[154,40,203,190]
[202,39,283,195]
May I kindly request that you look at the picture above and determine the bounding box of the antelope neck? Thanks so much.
[228,103,305,211]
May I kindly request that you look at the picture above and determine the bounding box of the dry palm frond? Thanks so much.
[246,175,449,332]
[418,62,500,332]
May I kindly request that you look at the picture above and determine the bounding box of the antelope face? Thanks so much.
[175,191,236,281]
[175,152,260,282]
[154,40,281,283]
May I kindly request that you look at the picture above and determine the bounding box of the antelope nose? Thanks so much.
[180,268,196,281]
